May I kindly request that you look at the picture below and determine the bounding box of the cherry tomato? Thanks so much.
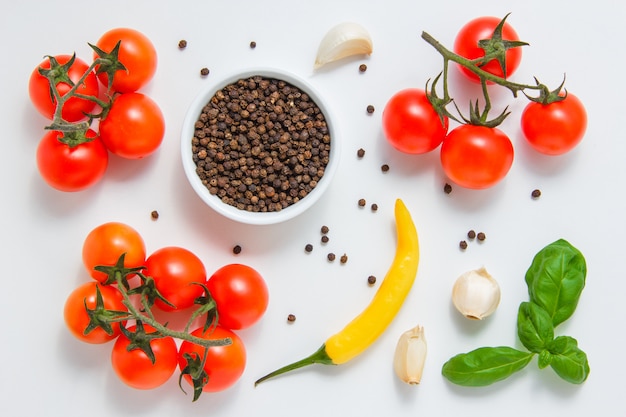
[28,54,100,122]
[82,222,146,283]
[440,124,514,189]
[454,16,522,81]
[98,92,164,159]
[94,28,157,93]
[207,264,269,330]
[111,324,178,390]
[36,129,108,192]
[178,326,246,393]
[382,88,449,154]
[64,282,127,344]
[143,247,207,312]
[521,93,587,155]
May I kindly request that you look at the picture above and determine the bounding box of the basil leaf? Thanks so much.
[517,301,554,353]
[442,346,534,386]
[538,350,552,369]
[547,336,590,384]
[525,239,586,327]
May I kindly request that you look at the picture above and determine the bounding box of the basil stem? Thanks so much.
[517,301,554,353]
[525,239,587,327]
[441,347,534,387]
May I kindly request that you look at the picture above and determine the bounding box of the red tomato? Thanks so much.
[454,16,522,81]
[36,129,108,192]
[521,93,587,155]
[28,54,100,122]
[82,222,146,283]
[382,88,449,154]
[178,326,246,393]
[111,324,178,390]
[207,264,269,330]
[98,92,164,159]
[64,282,127,344]
[144,247,207,312]
[94,28,157,93]
[440,124,514,189]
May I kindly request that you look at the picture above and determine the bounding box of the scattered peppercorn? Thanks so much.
[358,198,366,207]
[321,225,329,234]
[200,67,209,76]
[321,235,329,244]
[340,253,348,264]
[287,314,296,323]
[250,41,257,49]
[359,63,367,72]
[233,244,242,254]
[357,148,365,158]
[366,105,375,114]
[444,183,452,194]
[467,230,476,240]
[367,275,377,285]
[327,253,336,262]
[371,203,378,212]
[531,189,542,199]
[381,164,390,173]
[178,40,187,49]
[150,210,159,220]
[305,243,313,253]
[192,76,332,213]
[459,240,468,250]
[477,232,486,242]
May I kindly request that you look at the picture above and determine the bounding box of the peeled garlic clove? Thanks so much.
[393,325,427,385]
[314,22,373,69]
[452,267,501,320]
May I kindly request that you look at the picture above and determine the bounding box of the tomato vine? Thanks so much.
[421,13,567,128]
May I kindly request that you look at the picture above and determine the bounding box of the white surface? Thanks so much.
[1,1,624,416]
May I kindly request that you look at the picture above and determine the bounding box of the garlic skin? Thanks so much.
[452,267,501,320]
[393,325,427,385]
[314,22,373,69]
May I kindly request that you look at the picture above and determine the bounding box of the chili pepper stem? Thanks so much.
[254,344,334,386]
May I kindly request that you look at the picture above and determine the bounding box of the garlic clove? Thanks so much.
[452,267,501,320]
[314,22,373,69]
[393,325,427,385]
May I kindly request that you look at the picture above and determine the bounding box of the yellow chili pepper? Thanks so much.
[255,198,419,386]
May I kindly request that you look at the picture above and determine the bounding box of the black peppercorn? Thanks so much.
[200,67,209,76]
[178,40,187,49]
[459,240,468,250]
[233,245,242,254]
[321,225,329,234]
[444,183,452,194]
[477,232,486,241]
[287,314,296,323]
[467,230,476,240]
[327,253,336,262]
[150,210,159,220]
[250,41,257,49]
[357,148,365,158]
[305,243,313,253]
[367,275,377,285]
[381,164,390,173]
[358,198,366,207]
[366,105,375,114]
[321,235,329,244]
[340,253,348,264]
[359,64,367,72]
[371,203,378,212]
[531,189,542,198]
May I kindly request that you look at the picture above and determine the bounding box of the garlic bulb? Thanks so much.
[452,267,501,320]
[314,22,373,69]
[393,325,427,385]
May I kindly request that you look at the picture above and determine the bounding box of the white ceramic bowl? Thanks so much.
[181,68,340,225]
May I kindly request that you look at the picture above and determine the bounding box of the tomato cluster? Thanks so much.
[64,222,269,399]
[29,28,165,192]
[382,16,587,190]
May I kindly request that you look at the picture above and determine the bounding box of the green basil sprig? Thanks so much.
[442,239,590,386]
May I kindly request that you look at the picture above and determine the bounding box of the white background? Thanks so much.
[1,0,624,416]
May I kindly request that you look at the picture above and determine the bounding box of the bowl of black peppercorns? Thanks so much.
[181,68,340,225]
